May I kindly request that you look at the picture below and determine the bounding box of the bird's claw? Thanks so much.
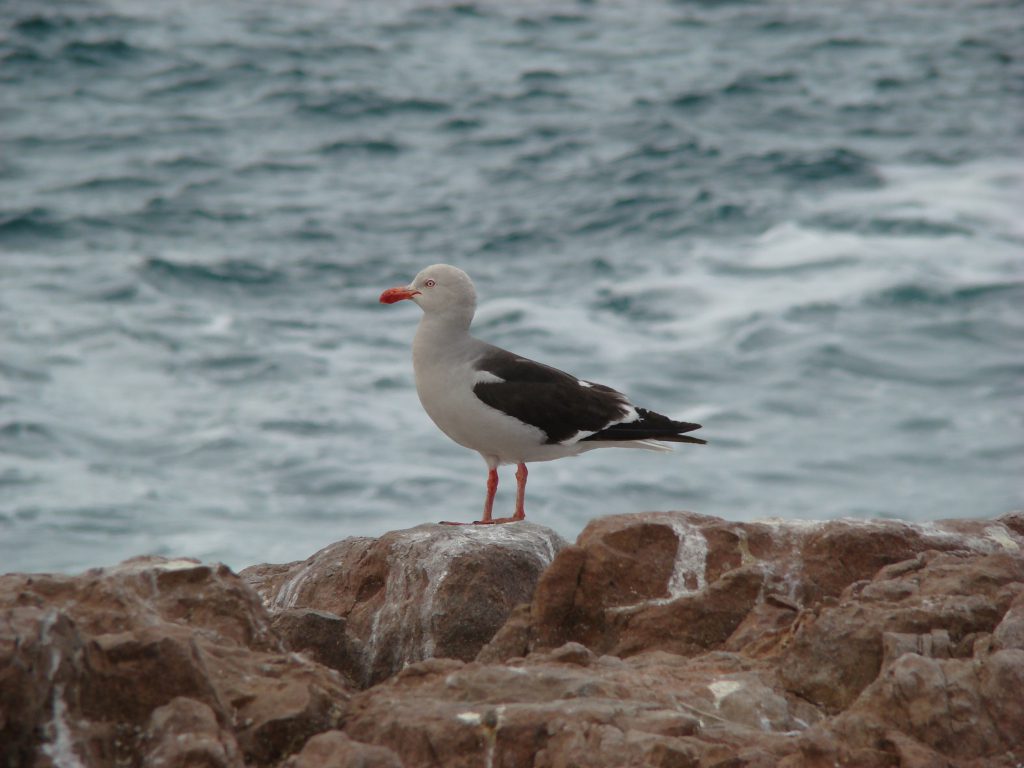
[437,517,523,525]
[473,517,522,525]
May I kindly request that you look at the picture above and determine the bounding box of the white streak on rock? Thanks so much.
[752,517,827,530]
[40,610,63,679]
[42,685,86,768]
[607,519,709,613]
[275,559,318,609]
[708,679,744,707]
[135,558,203,572]
[916,521,1019,554]
[486,706,505,768]
[667,520,708,596]
[369,525,563,674]
[983,525,1020,552]
[101,557,205,577]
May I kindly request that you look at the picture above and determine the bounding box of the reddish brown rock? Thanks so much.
[0,606,86,768]
[467,512,1024,766]
[479,511,1024,662]
[142,697,244,768]
[242,523,565,686]
[7,556,277,649]
[0,557,350,768]
[992,590,1024,650]
[4,511,1023,768]
[281,730,402,768]
[723,599,801,656]
[998,510,1024,538]
[793,648,1024,767]
[342,648,812,768]
[269,608,366,688]
[778,551,1024,712]
[610,564,766,658]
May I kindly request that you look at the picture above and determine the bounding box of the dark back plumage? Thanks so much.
[472,345,704,446]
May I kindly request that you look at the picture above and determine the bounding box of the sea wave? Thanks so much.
[139,257,286,290]
[1,0,1020,574]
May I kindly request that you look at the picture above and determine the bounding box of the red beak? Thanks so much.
[379,286,420,304]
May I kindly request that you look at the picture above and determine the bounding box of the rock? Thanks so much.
[270,608,366,688]
[476,602,533,663]
[242,522,565,686]
[342,648,810,768]
[142,697,244,768]
[610,565,766,658]
[9,556,278,649]
[992,591,1024,650]
[0,606,86,768]
[803,648,1024,766]
[479,512,1024,662]
[466,512,1024,766]
[281,731,402,768]
[0,557,350,768]
[4,511,1023,767]
[723,600,800,657]
[881,731,957,768]
[778,551,1024,712]
[998,510,1024,538]
[546,641,596,667]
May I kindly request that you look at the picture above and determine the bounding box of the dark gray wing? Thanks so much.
[472,345,705,446]
[471,345,632,444]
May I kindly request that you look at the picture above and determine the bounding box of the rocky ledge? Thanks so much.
[3,511,1023,768]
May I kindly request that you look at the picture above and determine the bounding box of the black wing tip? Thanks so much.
[580,431,708,445]
[580,416,707,445]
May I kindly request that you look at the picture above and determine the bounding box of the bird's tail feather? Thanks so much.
[650,432,707,445]
[590,440,675,453]
[581,408,706,446]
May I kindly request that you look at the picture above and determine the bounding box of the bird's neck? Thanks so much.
[413,311,475,364]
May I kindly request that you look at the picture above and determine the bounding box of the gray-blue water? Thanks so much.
[2,0,1022,574]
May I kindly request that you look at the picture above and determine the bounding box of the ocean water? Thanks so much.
[1,0,1022,574]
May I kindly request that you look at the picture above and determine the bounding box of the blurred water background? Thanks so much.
[1,0,1022,574]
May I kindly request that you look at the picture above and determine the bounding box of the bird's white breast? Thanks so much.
[413,355,541,458]
[412,333,564,463]
[411,320,599,464]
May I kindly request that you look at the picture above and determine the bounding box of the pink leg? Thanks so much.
[440,467,499,526]
[481,467,498,523]
[512,462,527,521]
[475,462,528,524]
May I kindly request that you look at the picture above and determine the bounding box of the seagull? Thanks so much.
[379,264,705,524]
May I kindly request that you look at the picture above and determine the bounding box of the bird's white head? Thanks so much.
[379,264,477,326]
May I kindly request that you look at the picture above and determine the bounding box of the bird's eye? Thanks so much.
[424,279,436,288]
